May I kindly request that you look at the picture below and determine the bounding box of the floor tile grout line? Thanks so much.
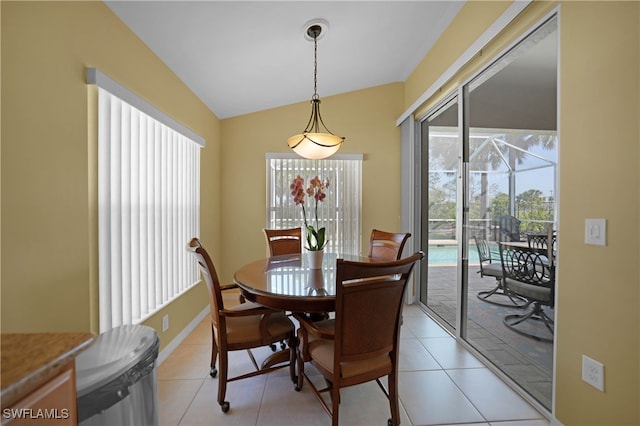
[168,377,207,426]
[179,379,202,426]
[413,336,448,371]
[440,367,545,424]
[439,368,491,425]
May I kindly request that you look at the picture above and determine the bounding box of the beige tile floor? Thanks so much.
[158,304,551,426]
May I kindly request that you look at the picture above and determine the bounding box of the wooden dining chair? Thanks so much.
[264,227,302,256]
[187,238,296,413]
[294,252,424,426]
[368,229,412,327]
[263,227,304,345]
[368,229,411,261]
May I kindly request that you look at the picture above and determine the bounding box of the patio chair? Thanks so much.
[492,215,522,242]
[474,236,526,307]
[294,252,424,426]
[527,229,557,253]
[499,242,555,343]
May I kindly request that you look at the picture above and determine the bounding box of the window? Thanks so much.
[89,69,203,332]
[266,153,362,255]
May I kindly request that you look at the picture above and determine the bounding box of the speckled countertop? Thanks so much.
[1,333,95,406]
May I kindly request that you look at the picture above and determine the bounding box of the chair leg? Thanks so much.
[217,351,230,413]
[388,373,400,426]
[288,334,297,384]
[504,302,554,343]
[210,324,218,378]
[295,363,304,391]
[331,386,340,426]
[477,278,529,308]
[295,331,305,392]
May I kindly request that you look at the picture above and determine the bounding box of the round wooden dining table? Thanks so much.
[233,252,372,313]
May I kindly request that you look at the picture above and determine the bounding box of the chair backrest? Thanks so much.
[499,243,555,304]
[473,235,493,264]
[264,227,302,256]
[527,229,557,255]
[367,229,411,261]
[187,238,224,328]
[333,252,424,365]
[492,215,522,242]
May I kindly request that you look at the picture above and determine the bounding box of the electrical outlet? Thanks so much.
[582,355,604,391]
[162,314,169,332]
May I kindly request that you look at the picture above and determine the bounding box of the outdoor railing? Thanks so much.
[428,218,555,241]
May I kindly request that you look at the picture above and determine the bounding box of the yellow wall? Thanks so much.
[0,1,217,350]
[404,1,639,424]
[556,2,639,424]
[404,0,512,111]
[219,83,405,283]
[2,1,639,424]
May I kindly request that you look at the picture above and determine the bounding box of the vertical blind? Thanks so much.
[96,84,202,332]
[266,153,363,256]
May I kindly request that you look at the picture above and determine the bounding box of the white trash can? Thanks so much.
[75,325,159,426]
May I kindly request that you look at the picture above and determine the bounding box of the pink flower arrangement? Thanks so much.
[290,175,329,251]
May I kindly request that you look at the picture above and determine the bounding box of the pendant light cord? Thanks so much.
[313,33,319,100]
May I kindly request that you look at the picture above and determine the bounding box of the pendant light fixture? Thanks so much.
[287,21,344,160]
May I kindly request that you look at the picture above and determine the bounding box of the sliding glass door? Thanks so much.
[417,15,558,411]
[419,96,460,331]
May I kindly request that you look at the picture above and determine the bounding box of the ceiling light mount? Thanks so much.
[288,19,344,160]
[307,24,321,40]
[303,19,328,42]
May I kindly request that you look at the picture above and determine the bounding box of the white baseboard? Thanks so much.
[157,305,210,365]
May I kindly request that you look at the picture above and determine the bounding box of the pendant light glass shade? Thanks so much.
[287,98,344,159]
[287,132,343,160]
[288,23,344,160]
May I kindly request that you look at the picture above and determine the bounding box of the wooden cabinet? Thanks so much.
[2,361,76,425]
[1,333,94,426]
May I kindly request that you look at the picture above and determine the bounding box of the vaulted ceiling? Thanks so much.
[105,1,465,119]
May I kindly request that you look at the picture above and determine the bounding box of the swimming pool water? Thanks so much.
[428,244,480,264]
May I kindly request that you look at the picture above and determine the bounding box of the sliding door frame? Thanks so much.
[403,6,560,418]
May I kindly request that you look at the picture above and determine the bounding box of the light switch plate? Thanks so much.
[585,218,606,246]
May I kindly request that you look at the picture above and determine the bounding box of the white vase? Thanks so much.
[307,269,327,295]
[306,250,324,269]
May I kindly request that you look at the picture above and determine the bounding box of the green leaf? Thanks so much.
[305,225,328,250]
[316,227,326,249]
